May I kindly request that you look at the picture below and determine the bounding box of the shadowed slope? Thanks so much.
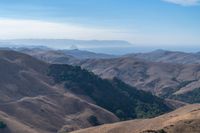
[77,57,200,103]
[0,50,118,133]
[48,64,171,120]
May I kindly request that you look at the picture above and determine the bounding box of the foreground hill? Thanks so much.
[72,104,200,133]
[76,57,200,103]
[0,50,118,133]
[0,50,170,133]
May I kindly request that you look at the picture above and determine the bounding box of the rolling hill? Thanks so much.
[0,50,118,133]
[15,48,200,104]
[48,65,170,120]
[14,48,200,104]
[125,49,200,64]
[72,104,200,133]
[75,56,200,103]
[0,50,170,133]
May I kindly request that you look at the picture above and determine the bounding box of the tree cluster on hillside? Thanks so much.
[48,64,171,120]
[0,121,7,129]
[171,88,200,103]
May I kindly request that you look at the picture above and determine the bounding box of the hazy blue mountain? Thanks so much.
[125,49,200,64]
[2,39,133,50]
[59,49,116,59]
[14,47,116,65]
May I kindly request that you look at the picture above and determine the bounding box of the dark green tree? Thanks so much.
[0,121,7,129]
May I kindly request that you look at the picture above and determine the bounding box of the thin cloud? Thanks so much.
[0,19,134,42]
[162,0,200,6]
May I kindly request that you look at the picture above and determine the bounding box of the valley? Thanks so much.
[17,47,200,103]
[0,49,171,133]
[0,0,199,132]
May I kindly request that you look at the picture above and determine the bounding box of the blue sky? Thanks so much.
[0,0,200,47]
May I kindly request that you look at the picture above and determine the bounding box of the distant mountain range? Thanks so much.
[0,50,170,133]
[18,48,116,60]
[125,49,200,64]
[12,47,200,104]
[2,47,198,103]
[0,39,133,49]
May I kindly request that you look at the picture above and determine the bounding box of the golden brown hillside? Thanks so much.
[72,104,200,133]
[0,50,119,133]
[0,50,170,133]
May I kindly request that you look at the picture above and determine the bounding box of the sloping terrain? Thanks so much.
[125,49,200,64]
[0,50,170,133]
[0,50,118,133]
[24,49,78,64]
[16,48,200,103]
[48,65,170,120]
[72,104,200,133]
[17,47,79,65]
[17,47,115,64]
[76,57,200,103]
[60,49,115,59]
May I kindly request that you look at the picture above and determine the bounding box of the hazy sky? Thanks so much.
[0,0,199,46]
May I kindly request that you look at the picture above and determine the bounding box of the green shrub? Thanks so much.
[142,129,167,133]
[87,116,100,126]
[170,88,200,103]
[0,121,7,129]
[157,129,167,133]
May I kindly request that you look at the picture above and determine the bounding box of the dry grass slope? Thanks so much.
[72,104,200,133]
[0,50,118,133]
[76,57,200,102]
